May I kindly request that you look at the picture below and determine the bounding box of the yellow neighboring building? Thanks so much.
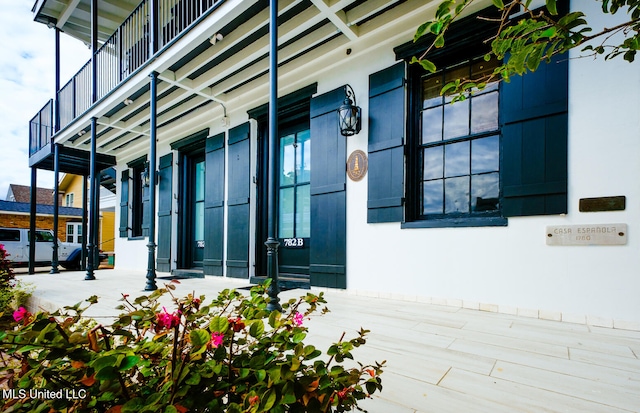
[59,173,116,254]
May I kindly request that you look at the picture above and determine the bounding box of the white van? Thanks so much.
[0,228,83,270]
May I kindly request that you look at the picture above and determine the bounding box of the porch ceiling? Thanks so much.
[53,0,448,160]
[33,0,140,44]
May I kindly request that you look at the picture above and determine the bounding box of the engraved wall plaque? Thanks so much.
[579,196,626,212]
[546,223,627,246]
[346,150,368,182]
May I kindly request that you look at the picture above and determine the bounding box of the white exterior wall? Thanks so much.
[345,2,640,328]
[113,1,639,327]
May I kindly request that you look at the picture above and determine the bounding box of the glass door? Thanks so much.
[192,159,205,266]
[277,127,311,279]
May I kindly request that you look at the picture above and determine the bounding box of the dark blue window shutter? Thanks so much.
[119,170,129,237]
[368,62,405,223]
[226,123,250,278]
[501,54,568,216]
[156,153,173,272]
[204,133,225,276]
[309,87,347,289]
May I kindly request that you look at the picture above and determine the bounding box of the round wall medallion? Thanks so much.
[346,150,368,182]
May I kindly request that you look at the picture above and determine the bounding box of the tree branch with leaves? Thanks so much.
[413,0,639,99]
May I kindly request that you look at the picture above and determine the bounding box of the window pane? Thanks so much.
[472,172,499,212]
[195,202,204,241]
[195,161,205,201]
[37,231,54,242]
[278,187,294,238]
[296,184,310,238]
[423,146,443,180]
[471,58,499,93]
[423,180,443,215]
[280,134,295,186]
[296,130,311,184]
[67,224,74,235]
[445,141,470,178]
[445,64,469,85]
[471,91,499,134]
[422,107,443,144]
[422,75,443,108]
[445,176,470,213]
[443,100,469,139]
[472,135,500,174]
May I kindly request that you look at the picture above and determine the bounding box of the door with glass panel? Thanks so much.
[179,153,205,269]
[191,158,205,266]
[277,126,311,280]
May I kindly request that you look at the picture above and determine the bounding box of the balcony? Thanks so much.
[29,0,224,163]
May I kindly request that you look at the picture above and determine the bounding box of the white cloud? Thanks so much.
[0,3,90,199]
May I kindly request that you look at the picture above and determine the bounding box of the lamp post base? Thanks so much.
[265,237,282,312]
[145,241,157,291]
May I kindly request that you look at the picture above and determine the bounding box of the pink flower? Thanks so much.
[211,332,224,348]
[293,312,304,326]
[155,307,180,330]
[13,306,29,322]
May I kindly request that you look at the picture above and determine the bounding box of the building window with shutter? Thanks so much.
[120,156,148,239]
[130,163,145,238]
[397,5,567,228]
[418,56,501,219]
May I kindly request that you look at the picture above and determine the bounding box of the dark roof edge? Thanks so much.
[0,200,83,217]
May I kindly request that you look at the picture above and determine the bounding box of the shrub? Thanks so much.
[0,244,32,319]
[0,243,15,290]
[0,280,384,412]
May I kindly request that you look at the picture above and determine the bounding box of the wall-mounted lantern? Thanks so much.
[141,165,150,187]
[338,84,361,136]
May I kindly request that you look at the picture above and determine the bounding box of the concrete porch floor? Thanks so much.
[17,268,640,413]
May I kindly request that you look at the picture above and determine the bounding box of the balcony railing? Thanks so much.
[29,100,54,156]
[30,0,224,155]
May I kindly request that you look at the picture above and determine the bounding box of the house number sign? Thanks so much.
[347,150,368,182]
[283,238,304,248]
[546,223,627,246]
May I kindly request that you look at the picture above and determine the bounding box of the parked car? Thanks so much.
[0,227,85,270]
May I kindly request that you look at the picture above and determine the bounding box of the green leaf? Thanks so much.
[546,0,558,15]
[255,369,267,382]
[190,329,211,347]
[414,21,432,41]
[418,59,437,73]
[261,388,277,411]
[282,381,297,404]
[268,311,281,328]
[119,355,140,371]
[209,316,229,333]
[292,332,306,343]
[492,0,505,8]
[539,27,556,39]
[249,319,265,338]
[121,398,144,413]
[95,365,118,380]
[92,355,117,372]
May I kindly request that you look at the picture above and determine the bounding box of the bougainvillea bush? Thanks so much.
[0,280,384,412]
[0,244,32,319]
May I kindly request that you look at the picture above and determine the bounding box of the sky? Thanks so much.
[0,2,90,200]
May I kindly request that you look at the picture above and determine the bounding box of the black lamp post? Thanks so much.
[266,0,282,312]
[338,84,361,136]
